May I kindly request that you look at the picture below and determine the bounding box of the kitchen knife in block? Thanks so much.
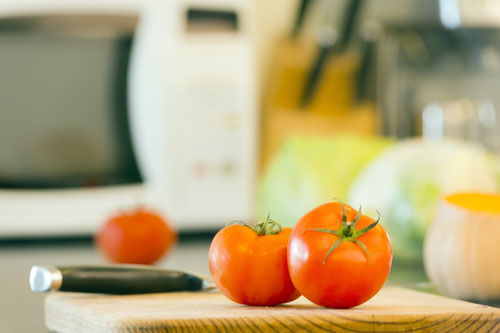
[30,265,215,294]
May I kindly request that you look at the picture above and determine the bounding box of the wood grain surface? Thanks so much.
[45,286,500,332]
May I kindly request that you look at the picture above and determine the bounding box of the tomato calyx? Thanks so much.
[304,199,380,264]
[228,213,282,236]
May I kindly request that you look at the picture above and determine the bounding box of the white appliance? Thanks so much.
[0,0,258,237]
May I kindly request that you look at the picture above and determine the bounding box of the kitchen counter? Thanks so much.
[0,236,429,332]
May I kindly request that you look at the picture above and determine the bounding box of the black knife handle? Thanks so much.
[58,266,204,294]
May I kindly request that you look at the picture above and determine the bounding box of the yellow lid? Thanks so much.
[445,192,500,214]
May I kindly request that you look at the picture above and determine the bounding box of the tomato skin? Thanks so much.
[96,209,177,265]
[208,225,300,306]
[288,202,392,308]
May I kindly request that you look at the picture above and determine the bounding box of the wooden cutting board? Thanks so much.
[45,286,500,332]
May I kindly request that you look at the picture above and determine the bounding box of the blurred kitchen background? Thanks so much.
[2,0,500,330]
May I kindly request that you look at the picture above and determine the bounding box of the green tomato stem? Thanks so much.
[303,198,380,264]
[227,213,282,236]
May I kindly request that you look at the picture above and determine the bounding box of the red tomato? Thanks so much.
[96,208,177,265]
[288,200,392,308]
[208,217,300,306]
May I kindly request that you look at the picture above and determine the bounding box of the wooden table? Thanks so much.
[45,286,500,332]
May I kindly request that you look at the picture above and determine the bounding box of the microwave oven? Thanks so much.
[0,0,258,237]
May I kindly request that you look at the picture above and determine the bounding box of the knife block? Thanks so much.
[260,104,378,170]
[260,37,377,170]
[265,37,360,115]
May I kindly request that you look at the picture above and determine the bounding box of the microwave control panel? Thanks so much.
[169,84,255,225]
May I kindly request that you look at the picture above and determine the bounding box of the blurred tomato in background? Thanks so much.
[96,208,177,265]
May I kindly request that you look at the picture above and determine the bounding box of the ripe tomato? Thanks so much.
[288,200,392,308]
[208,216,300,306]
[96,208,177,265]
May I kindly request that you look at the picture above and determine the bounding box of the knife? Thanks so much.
[300,0,364,107]
[30,265,216,294]
[291,0,314,39]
